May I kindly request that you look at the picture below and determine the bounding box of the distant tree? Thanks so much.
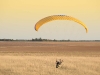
[68,39,70,42]
[32,38,35,41]
[53,39,56,41]
[39,37,42,41]
[35,38,38,41]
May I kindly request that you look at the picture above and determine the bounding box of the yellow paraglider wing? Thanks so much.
[35,15,88,33]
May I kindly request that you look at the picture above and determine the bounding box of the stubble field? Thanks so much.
[0,41,100,75]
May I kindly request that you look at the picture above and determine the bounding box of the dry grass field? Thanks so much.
[0,41,100,75]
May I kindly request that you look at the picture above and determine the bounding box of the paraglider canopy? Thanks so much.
[35,15,88,33]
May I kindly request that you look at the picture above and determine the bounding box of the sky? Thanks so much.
[0,0,100,40]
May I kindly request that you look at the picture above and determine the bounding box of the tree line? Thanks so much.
[0,38,100,42]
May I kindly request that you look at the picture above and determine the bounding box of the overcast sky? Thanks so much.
[0,0,100,40]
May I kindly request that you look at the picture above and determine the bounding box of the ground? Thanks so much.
[0,41,100,75]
